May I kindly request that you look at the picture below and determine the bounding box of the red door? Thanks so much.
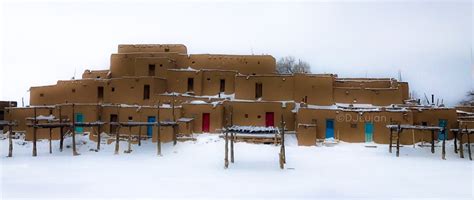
[265,112,274,127]
[202,113,210,132]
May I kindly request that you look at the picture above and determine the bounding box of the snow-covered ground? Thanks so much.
[0,133,473,200]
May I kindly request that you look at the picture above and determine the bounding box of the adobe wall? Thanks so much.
[234,75,294,101]
[110,52,187,78]
[181,103,224,133]
[82,70,110,79]
[333,88,404,105]
[107,77,167,105]
[296,108,425,145]
[293,74,334,105]
[201,70,237,95]
[118,44,188,54]
[410,108,457,139]
[166,70,203,95]
[225,101,296,130]
[186,54,276,75]
[133,57,176,78]
[30,80,108,105]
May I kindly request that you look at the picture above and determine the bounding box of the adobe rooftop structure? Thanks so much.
[3,44,472,153]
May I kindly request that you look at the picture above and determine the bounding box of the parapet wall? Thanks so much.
[118,44,188,54]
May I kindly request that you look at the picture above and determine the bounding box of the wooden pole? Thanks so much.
[126,126,132,153]
[114,105,120,155]
[281,114,286,166]
[156,101,162,156]
[460,130,465,158]
[442,128,446,160]
[396,125,400,157]
[389,128,393,153]
[59,106,64,152]
[48,128,52,154]
[431,130,435,154]
[33,107,37,157]
[138,124,142,146]
[97,105,102,150]
[224,131,229,169]
[72,104,78,156]
[8,124,13,157]
[454,131,458,154]
[172,97,177,146]
[467,130,472,161]
[230,131,234,163]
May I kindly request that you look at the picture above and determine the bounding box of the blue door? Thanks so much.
[75,113,84,133]
[438,119,447,140]
[365,122,374,143]
[147,116,156,137]
[325,119,335,139]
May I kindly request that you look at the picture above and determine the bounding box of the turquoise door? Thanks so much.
[75,113,84,133]
[365,122,374,142]
[147,116,156,137]
[438,119,447,140]
[325,119,335,139]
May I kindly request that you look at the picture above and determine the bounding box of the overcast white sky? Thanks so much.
[0,0,472,106]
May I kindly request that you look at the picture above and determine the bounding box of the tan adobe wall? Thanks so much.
[107,77,167,105]
[234,75,294,101]
[187,54,276,75]
[30,80,108,105]
[201,70,237,95]
[133,57,176,78]
[333,87,405,105]
[334,78,396,88]
[118,44,187,54]
[456,106,474,113]
[293,74,334,105]
[82,70,110,79]
[410,108,457,139]
[296,108,418,145]
[30,77,167,106]
[225,101,296,131]
[166,70,203,95]
[399,82,409,101]
[110,53,187,78]
[181,103,224,133]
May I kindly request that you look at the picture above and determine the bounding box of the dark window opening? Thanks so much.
[192,61,195,64]
[304,96,308,103]
[128,116,133,121]
[143,85,150,100]
[255,83,263,99]
[244,114,248,118]
[258,61,260,64]
[98,86,104,100]
[257,115,261,119]
[148,64,155,76]
[96,76,100,79]
[72,89,76,93]
[165,48,170,52]
[207,78,211,81]
[111,87,115,92]
[422,122,428,126]
[187,78,194,92]
[159,64,163,67]
[40,93,44,97]
[0,111,4,120]
[220,79,225,93]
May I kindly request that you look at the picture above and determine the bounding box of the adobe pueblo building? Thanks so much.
[3,44,467,150]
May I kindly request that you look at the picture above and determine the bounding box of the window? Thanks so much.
[128,116,133,120]
[187,78,194,92]
[143,85,150,100]
[422,122,428,126]
[244,114,249,118]
[98,86,104,100]
[111,87,115,92]
[159,64,163,67]
[220,79,225,93]
[72,89,76,93]
[255,83,263,99]
[165,48,170,52]
[40,93,44,97]
[148,64,155,76]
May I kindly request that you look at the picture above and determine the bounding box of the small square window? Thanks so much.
[160,64,163,67]
[111,87,115,92]
[72,89,76,93]
[128,116,133,120]
[40,93,44,97]
[244,114,248,118]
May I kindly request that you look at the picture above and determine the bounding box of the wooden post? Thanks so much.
[454,131,458,154]
[156,101,162,156]
[48,128,52,154]
[126,126,132,153]
[97,105,102,150]
[224,131,229,169]
[172,97,177,146]
[396,125,400,157]
[8,124,13,157]
[114,105,120,155]
[72,104,78,156]
[59,106,64,152]
[33,107,37,157]
[430,130,435,154]
[138,124,142,146]
[230,131,234,163]
[389,128,393,153]
[459,130,464,158]
[467,130,472,161]
[442,128,446,160]
[281,114,286,165]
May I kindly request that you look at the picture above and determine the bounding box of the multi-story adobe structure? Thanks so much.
[4,44,462,146]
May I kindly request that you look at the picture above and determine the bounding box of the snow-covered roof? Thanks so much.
[225,125,279,134]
